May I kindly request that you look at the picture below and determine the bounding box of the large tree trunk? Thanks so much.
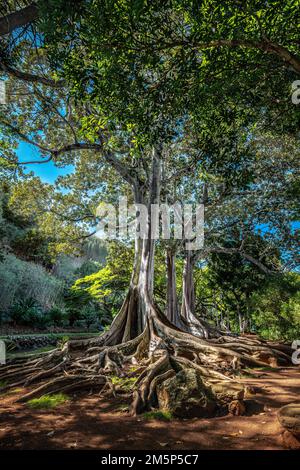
[181,251,196,321]
[97,146,162,346]
[181,251,220,338]
[137,145,161,316]
[166,248,180,326]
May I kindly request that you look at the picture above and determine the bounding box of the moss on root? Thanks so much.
[110,375,137,392]
[142,410,173,421]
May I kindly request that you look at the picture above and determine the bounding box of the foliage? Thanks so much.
[110,375,136,392]
[142,410,173,421]
[0,253,64,316]
[195,261,300,340]
[70,242,133,322]
[10,298,46,328]
[0,380,8,389]
[39,0,300,143]
[204,232,278,330]
[57,335,70,349]
[78,305,101,330]
[47,306,68,327]
[250,273,300,341]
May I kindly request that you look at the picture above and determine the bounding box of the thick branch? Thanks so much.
[20,155,53,165]
[0,3,38,37]
[202,246,277,275]
[195,39,300,74]
[5,120,138,185]
[161,38,300,75]
[0,62,64,88]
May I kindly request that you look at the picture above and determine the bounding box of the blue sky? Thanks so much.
[17,141,73,184]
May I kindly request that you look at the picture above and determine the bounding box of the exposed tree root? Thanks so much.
[0,308,294,417]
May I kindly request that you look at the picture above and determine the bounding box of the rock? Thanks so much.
[277,403,300,437]
[228,400,246,416]
[157,369,216,418]
[209,381,245,403]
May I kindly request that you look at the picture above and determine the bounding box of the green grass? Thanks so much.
[27,393,69,409]
[256,365,278,371]
[111,376,137,391]
[10,387,23,394]
[0,332,99,340]
[142,410,173,421]
[0,380,7,389]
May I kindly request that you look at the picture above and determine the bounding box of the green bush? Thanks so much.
[9,298,49,328]
[47,306,67,326]
[0,253,64,314]
[142,410,173,421]
[79,305,100,330]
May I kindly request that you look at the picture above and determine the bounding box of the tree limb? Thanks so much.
[0,62,64,88]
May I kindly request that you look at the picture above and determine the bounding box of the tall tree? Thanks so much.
[0,0,298,414]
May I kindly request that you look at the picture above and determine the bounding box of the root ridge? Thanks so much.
[1,313,293,416]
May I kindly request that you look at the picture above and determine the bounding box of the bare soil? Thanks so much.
[0,367,299,450]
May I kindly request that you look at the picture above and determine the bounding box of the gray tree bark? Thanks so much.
[101,145,162,345]
[166,248,179,326]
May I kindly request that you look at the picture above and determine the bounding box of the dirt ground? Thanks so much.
[0,367,299,450]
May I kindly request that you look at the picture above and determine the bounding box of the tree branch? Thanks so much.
[0,62,64,88]
[20,155,53,165]
[161,38,300,75]
[3,118,139,186]
[203,246,278,275]
[0,3,38,37]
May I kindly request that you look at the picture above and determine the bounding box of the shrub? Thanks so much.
[9,298,49,328]
[142,410,173,421]
[57,335,70,349]
[79,305,100,330]
[47,306,67,327]
[0,253,64,313]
